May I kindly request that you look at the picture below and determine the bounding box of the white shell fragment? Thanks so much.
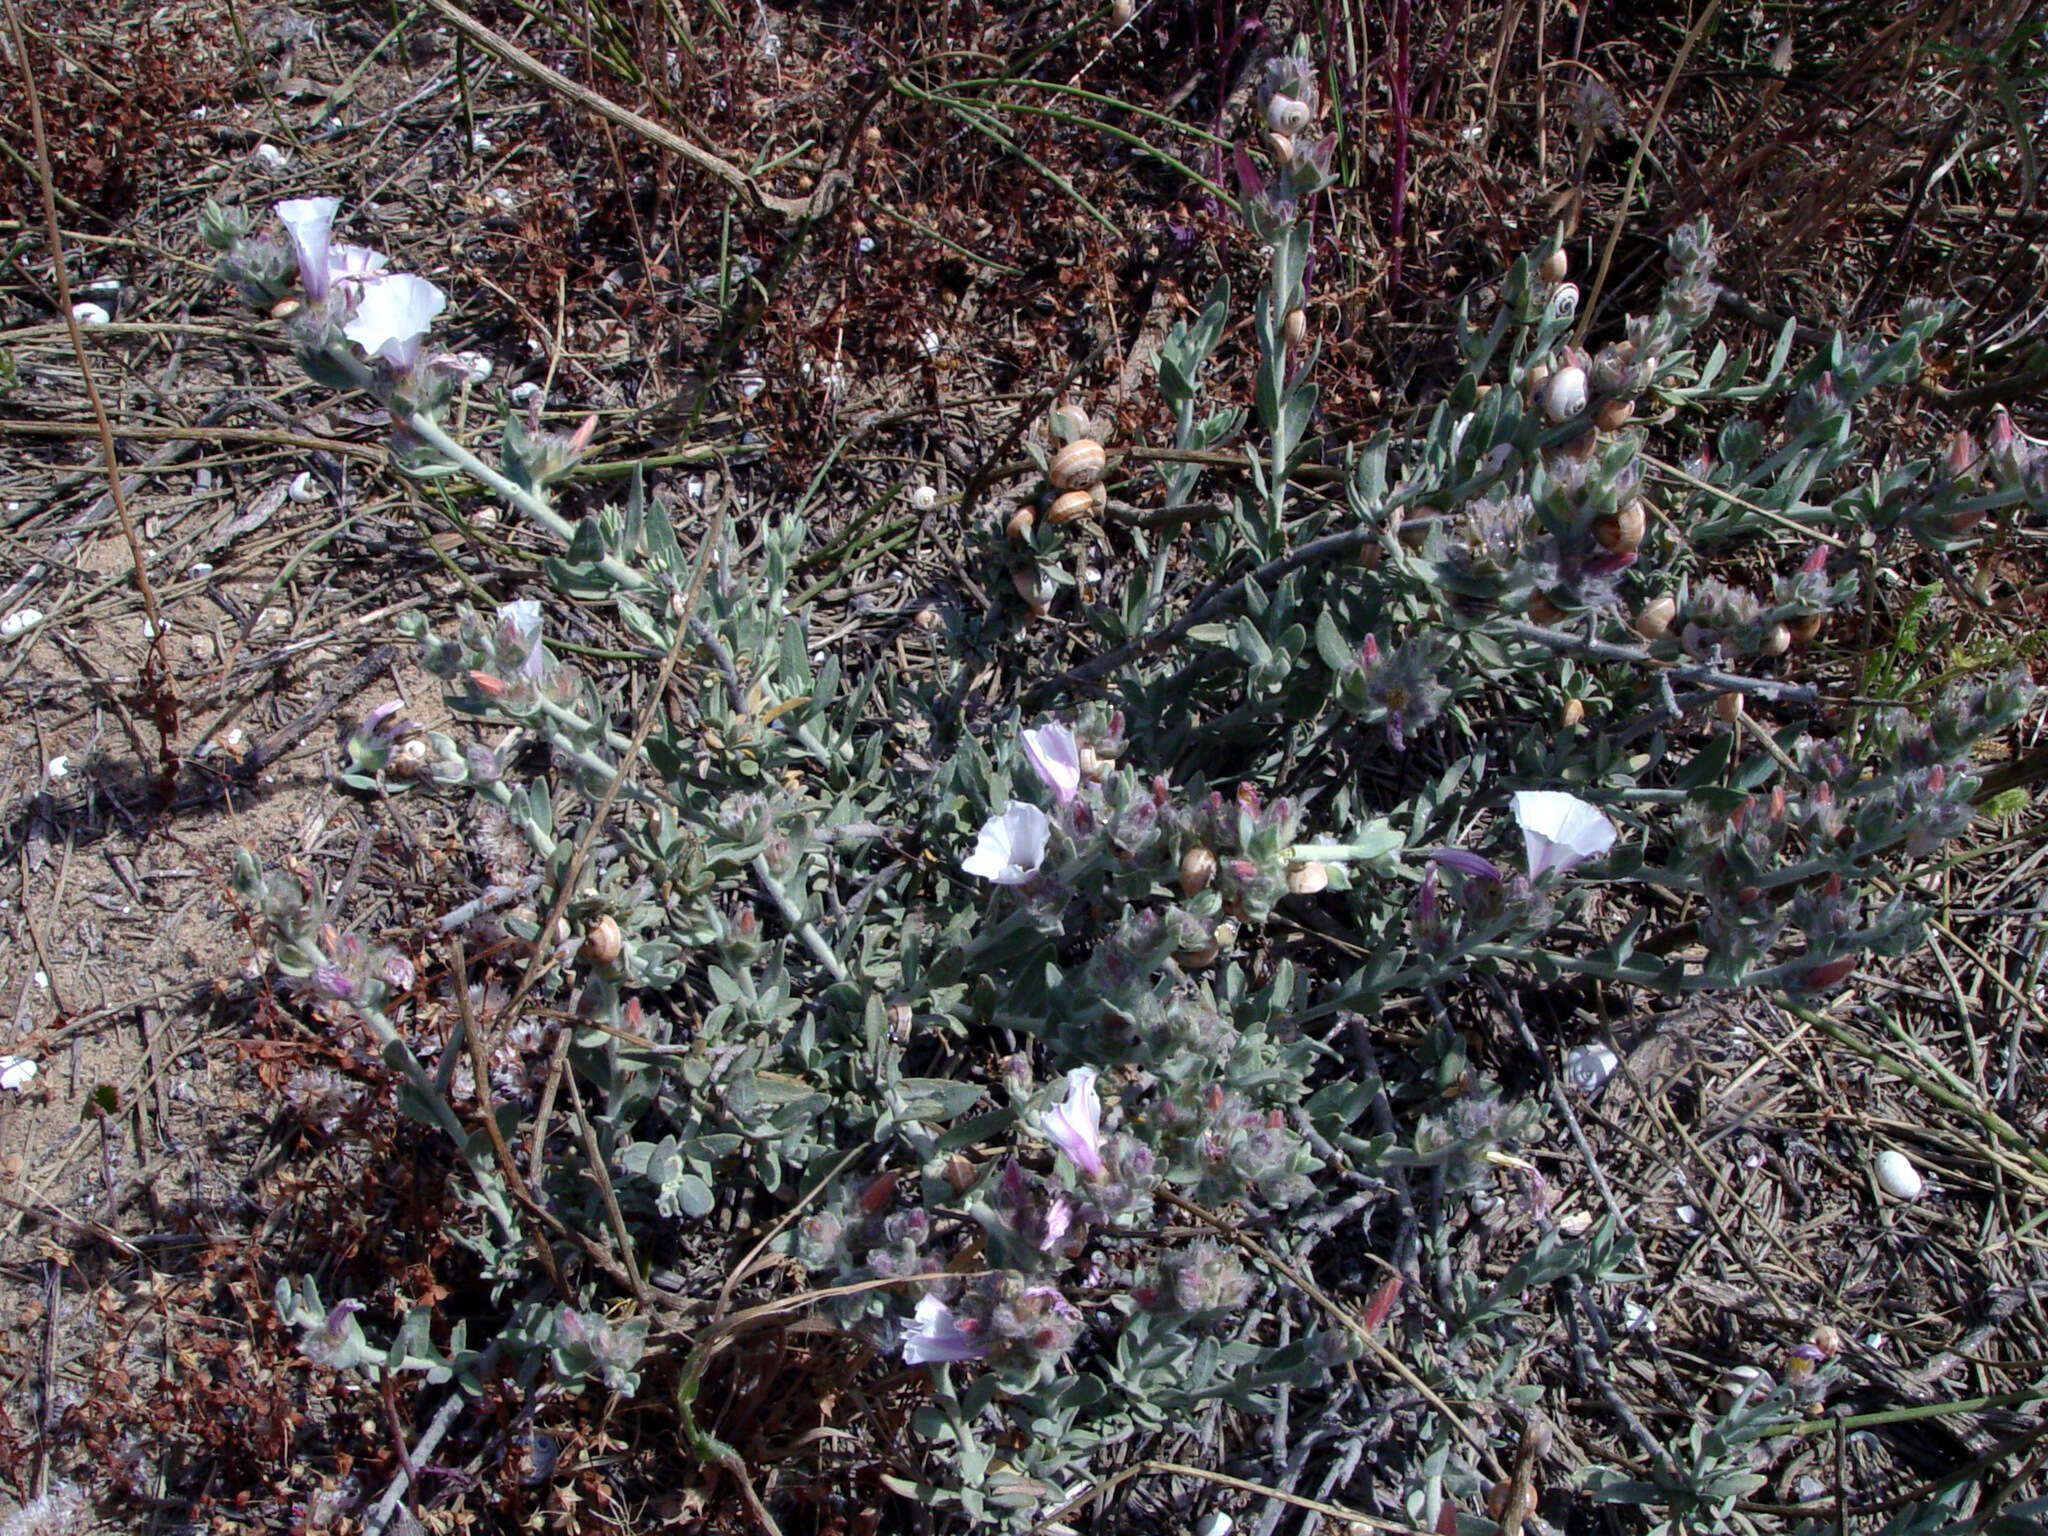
[287,471,320,503]
[451,350,493,384]
[251,143,290,170]
[1566,1042,1620,1095]
[1874,1149,1924,1200]
[0,1056,36,1091]
[1193,1516,1235,1536]
[70,301,111,326]
[1,608,45,638]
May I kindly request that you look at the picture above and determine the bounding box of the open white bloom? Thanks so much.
[962,800,1050,885]
[276,197,341,302]
[1512,789,1616,877]
[343,273,447,371]
[1041,1066,1106,1180]
[900,1295,987,1364]
[1020,721,1081,804]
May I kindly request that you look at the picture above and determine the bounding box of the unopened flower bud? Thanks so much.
[1945,429,1976,481]
[1800,955,1855,991]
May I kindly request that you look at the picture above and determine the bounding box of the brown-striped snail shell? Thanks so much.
[1633,596,1678,641]
[1048,489,1094,524]
[1592,500,1646,553]
[1596,397,1635,433]
[584,914,623,966]
[1007,505,1035,540]
[1049,438,1107,491]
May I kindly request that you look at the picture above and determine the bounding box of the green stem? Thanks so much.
[401,409,653,595]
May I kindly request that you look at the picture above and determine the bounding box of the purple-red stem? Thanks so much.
[1388,0,1412,292]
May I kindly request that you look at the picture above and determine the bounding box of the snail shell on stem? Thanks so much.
[1049,438,1107,490]
[1048,489,1093,524]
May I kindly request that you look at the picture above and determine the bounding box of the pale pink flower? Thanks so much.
[1020,721,1081,804]
[1042,1067,1106,1180]
[900,1295,987,1365]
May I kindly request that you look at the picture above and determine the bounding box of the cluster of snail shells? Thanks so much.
[1012,424,1110,542]
[1631,596,1795,659]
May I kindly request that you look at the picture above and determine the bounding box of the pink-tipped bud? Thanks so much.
[1945,429,1975,480]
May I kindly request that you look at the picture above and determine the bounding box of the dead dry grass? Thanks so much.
[0,0,2045,1530]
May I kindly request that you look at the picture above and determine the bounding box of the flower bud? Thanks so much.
[1945,429,1976,481]
[1539,248,1568,285]
[1285,860,1328,895]
[1180,846,1217,896]
[583,914,623,966]
[1542,366,1589,422]
[1632,596,1677,642]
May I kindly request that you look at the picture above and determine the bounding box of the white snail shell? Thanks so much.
[1266,95,1312,136]
[1874,1149,1924,1200]
[1542,365,1589,422]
